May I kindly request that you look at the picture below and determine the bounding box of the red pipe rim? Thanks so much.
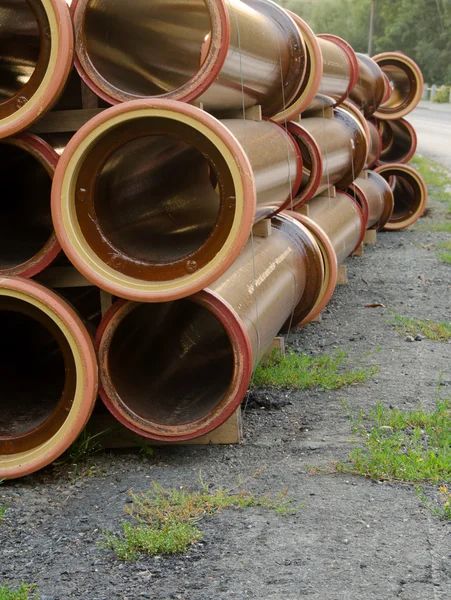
[96,294,253,442]
[286,121,323,207]
[71,0,231,106]
[0,132,61,278]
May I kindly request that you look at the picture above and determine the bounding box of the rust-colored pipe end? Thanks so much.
[374,163,427,230]
[71,0,231,106]
[0,0,74,138]
[51,99,256,302]
[0,133,61,278]
[0,277,98,480]
[286,121,324,207]
[96,294,252,442]
[375,118,418,165]
[283,211,338,327]
[372,52,424,120]
[273,11,323,123]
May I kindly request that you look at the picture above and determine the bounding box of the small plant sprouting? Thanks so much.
[102,481,302,560]
[0,583,37,600]
[252,349,378,391]
[0,505,8,524]
[387,309,451,341]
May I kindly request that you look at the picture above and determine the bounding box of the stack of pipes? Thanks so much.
[0,0,427,479]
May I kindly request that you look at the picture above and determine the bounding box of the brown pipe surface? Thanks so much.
[296,192,366,264]
[366,119,383,168]
[96,213,324,441]
[348,171,394,231]
[0,132,61,277]
[52,100,302,301]
[374,163,428,230]
[288,108,368,204]
[350,54,386,118]
[0,0,74,138]
[375,118,417,165]
[71,0,304,117]
[372,52,424,120]
[304,34,358,114]
[0,277,98,480]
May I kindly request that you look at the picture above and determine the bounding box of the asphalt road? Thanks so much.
[407,102,451,168]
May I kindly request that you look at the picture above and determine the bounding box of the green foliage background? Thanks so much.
[276,0,451,84]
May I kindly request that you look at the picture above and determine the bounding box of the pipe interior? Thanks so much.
[383,172,422,221]
[93,134,221,263]
[0,299,67,438]
[106,302,235,426]
[379,121,413,163]
[380,63,415,111]
[82,0,213,97]
[0,0,41,102]
[0,142,53,270]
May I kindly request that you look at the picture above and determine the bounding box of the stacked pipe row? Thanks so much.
[0,0,427,479]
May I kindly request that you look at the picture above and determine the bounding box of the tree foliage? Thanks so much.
[276,0,451,84]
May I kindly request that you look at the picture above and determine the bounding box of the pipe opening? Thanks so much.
[0,0,51,116]
[381,171,422,223]
[379,63,416,113]
[0,141,53,270]
[378,119,416,164]
[104,301,234,427]
[76,117,236,281]
[0,296,76,454]
[80,0,213,98]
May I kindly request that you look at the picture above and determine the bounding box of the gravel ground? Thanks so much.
[1,204,451,599]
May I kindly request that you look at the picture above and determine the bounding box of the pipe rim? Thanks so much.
[285,212,338,327]
[273,12,323,123]
[372,52,424,120]
[376,118,418,165]
[333,107,369,187]
[317,34,359,106]
[0,132,61,278]
[0,0,74,139]
[366,119,383,168]
[51,99,256,302]
[353,170,395,231]
[374,163,427,230]
[71,0,231,106]
[0,277,98,480]
[348,179,370,225]
[286,121,323,207]
[340,99,372,153]
[345,191,368,252]
[96,294,253,442]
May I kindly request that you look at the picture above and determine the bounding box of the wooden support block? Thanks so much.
[30,108,105,133]
[252,219,272,237]
[89,408,243,448]
[224,104,263,121]
[337,264,348,285]
[100,291,114,316]
[361,169,370,180]
[36,266,92,288]
[363,229,377,245]
[352,243,364,257]
[297,204,310,216]
[329,186,337,198]
[310,312,322,323]
[262,336,286,364]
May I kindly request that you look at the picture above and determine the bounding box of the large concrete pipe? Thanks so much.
[0,0,74,138]
[372,53,424,120]
[374,163,427,230]
[294,191,367,265]
[349,53,386,118]
[374,118,417,165]
[71,0,305,117]
[52,99,302,302]
[96,212,324,441]
[303,34,358,115]
[348,171,394,231]
[287,107,368,206]
[0,132,61,277]
[366,119,383,168]
[0,277,98,480]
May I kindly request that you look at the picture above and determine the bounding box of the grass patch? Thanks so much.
[52,429,112,479]
[388,310,451,341]
[252,349,378,390]
[338,387,451,484]
[0,584,37,600]
[0,506,8,524]
[437,241,451,264]
[102,481,300,560]
[410,154,451,232]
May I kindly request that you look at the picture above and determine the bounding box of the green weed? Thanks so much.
[410,155,451,231]
[0,506,8,524]
[0,584,37,600]
[388,310,451,341]
[252,349,378,390]
[437,241,451,264]
[102,481,301,560]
